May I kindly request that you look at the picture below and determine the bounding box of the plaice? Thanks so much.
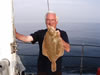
[42,26,64,72]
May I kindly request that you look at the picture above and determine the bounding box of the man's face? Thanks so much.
[46,13,58,29]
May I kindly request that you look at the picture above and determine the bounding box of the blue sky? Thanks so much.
[14,0,100,23]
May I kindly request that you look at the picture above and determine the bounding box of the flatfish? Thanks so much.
[42,26,64,72]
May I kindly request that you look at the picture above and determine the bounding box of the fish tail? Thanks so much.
[51,62,56,72]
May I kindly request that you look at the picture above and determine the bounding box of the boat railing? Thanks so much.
[70,43,100,75]
[17,41,100,75]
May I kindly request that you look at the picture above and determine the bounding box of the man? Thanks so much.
[16,11,70,75]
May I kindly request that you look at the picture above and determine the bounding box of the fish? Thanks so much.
[42,26,64,72]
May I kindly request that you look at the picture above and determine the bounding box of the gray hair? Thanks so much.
[45,11,59,21]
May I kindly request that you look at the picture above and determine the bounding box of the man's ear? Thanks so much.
[55,20,58,26]
[56,21,58,25]
[56,16,58,24]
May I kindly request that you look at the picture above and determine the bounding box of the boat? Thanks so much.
[0,0,100,75]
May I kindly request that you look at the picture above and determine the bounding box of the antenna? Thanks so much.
[47,0,50,11]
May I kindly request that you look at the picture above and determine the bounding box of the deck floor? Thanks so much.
[25,72,96,75]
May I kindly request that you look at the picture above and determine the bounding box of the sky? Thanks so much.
[14,0,100,24]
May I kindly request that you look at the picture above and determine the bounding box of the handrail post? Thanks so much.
[80,44,84,75]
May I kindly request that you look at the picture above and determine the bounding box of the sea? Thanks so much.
[16,22,100,74]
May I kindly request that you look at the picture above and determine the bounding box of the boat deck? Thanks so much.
[24,72,96,75]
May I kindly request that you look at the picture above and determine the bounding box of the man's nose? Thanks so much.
[49,22,52,25]
[49,21,52,25]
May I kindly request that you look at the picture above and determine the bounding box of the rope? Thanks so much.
[47,0,50,11]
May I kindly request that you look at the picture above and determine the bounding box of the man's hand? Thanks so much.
[62,39,70,52]
[56,30,70,52]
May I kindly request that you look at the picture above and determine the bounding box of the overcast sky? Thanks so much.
[14,0,100,23]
